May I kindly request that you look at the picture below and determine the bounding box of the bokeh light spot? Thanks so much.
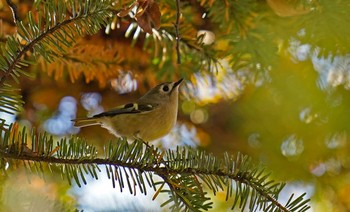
[197,30,215,45]
[181,59,247,104]
[190,109,208,124]
[181,100,196,114]
[289,39,310,62]
[325,158,342,176]
[310,162,326,177]
[325,132,347,149]
[81,92,102,111]
[299,107,315,124]
[44,96,79,136]
[159,123,201,149]
[110,71,137,94]
[281,135,304,157]
[248,133,261,148]
[312,53,350,90]
[81,92,104,117]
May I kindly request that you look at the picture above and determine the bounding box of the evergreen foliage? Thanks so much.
[0,0,319,210]
[0,0,113,116]
[0,123,310,211]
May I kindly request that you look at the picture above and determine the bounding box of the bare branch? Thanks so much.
[174,0,181,64]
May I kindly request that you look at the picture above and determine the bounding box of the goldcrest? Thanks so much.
[72,79,183,141]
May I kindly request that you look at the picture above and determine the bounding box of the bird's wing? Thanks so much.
[93,102,157,118]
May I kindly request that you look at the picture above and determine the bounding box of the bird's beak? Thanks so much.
[174,78,183,88]
[170,78,183,95]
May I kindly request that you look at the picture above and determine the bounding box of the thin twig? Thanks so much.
[174,0,181,64]
[6,0,21,24]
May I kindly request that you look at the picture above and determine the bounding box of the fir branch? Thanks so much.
[0,20,71,86]
[39,42,124,86]
[0,84,23,114]
[0,146,310,211]
[0,0,113,87]
[0,0,112,115]
[0,123,310,212]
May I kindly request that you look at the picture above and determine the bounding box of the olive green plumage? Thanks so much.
[72,79,183,141]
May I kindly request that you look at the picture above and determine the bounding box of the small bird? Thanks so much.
[72,79,183,141]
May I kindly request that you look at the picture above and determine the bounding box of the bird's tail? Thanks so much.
[72,118,100,128]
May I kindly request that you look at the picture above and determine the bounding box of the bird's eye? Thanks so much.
[162,85,170,92]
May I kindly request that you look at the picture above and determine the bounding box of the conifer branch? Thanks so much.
[0,19,72,86]
[0,123,310,212]
[0,0,112,88]
[0,0,112,115]
[0,145,310,212]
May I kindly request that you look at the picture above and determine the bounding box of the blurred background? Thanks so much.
[1,0,350,211]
